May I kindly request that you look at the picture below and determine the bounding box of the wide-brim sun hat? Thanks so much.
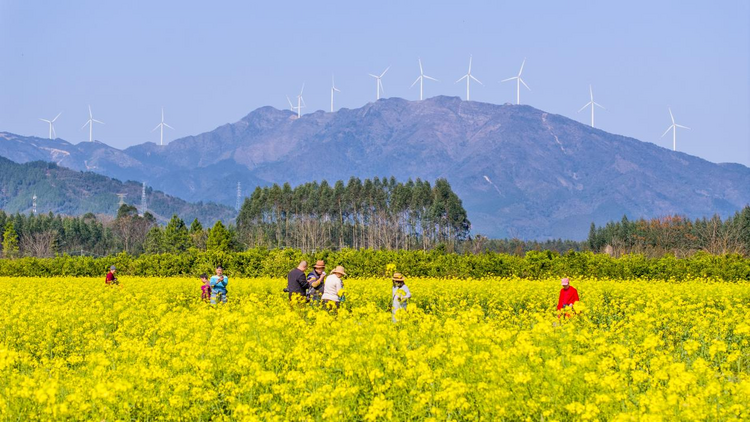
[392,272,405,282]
[314,260,325,269]
[332,265,347,276]
[561,278,570,286]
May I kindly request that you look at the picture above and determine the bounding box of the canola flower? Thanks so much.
[0,276,748,421]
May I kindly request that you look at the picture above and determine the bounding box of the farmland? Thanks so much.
[1,277,749,420]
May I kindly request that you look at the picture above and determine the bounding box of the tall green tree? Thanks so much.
[163,215,191,253]
[2,222,19,258]
[206,220,232,252]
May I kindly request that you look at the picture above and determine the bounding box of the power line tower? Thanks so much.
[32,194,37,215]
[140,182,147,216]
[116,193,127,208]
[236,181,242,211]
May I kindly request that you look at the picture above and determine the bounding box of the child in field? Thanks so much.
[557,278,580,318]
[391,273,411,322]
[200,273,211,302]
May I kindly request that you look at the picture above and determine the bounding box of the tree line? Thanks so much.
[236,177,471,251]
[588,206,750,257]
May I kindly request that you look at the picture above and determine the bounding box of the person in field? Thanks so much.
[557,277,580,316]
[321,266,346,311]
[105,265,119,285]
[200,273,211,302]
[391,272,411,322]
[287,261,311,304]
[306,260,327,304]
[210,266,228,304]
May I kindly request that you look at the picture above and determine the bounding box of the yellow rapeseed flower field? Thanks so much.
[1,276,749,421]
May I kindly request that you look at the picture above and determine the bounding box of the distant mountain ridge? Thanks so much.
[0,156,235,225]
[1,96,748,239]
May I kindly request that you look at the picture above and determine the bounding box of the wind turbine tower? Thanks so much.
[661,108,690,151]
[411,58,438,101]
[455,55,482,101]
[368,66,390,100]
[501,58,531,105]
[578,85,605,128]
[152,107,174,146]
[330,75,341,112]
[39,112,62,139]
[81,105,104,142]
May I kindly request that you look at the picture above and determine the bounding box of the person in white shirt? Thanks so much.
[321,266,346,311]
[391,272,411,322]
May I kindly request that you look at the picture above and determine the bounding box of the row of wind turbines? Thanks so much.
[39,106,174,146]
[37,56,690,151]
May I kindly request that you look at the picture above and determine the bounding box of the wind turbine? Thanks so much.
[294,84,306,118]
[455,55,482,101]
[81,105,104,142]
[410,58,438,100]
[501,58,531,104]
[577,85,605,128]
[151,107,173,146]
[661,107,690,151]
[368,66,390,100]
[330,75,341,112]
[39,112,62,139]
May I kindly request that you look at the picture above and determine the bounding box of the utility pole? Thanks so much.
[117,193,127,208]
[236,182,242,211]
[32,194,37,215]
[140,182,147,216]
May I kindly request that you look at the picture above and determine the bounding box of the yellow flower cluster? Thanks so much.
[0,276,748,420]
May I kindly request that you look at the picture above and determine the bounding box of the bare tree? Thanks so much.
[20,230,57,258]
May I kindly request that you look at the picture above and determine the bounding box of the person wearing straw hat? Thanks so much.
[557,277,580,317]
[321,266,346,310]
[306,260,327,304]
[391,272,411,322]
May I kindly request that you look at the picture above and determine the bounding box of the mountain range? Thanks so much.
[1,96,748,239]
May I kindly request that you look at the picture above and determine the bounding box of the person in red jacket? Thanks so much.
[557,278,579,315]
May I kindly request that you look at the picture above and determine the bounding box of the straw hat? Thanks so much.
[392,272,405,282]
[331,265,347,276]
[314,260,325,269]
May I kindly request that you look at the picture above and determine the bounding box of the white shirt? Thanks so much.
[321,274,343,302]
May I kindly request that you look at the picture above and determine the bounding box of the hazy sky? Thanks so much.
[1,0,748,165]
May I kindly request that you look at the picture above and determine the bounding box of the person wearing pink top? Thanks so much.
[200,273,211,302]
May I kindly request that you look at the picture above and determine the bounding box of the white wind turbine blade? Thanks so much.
[661,125,674,137]
[301,97,307,107]
[518,58,526,76]
[88,105,93,118]
[368,73,379,79]
[578,102,592,113]
[93,119,104,124]
[51,126,56,138]
[669,107,675,124]
[333,86,341,93]
[300,83,305,96]
[52,112,62,122]
[675,124,690,129]
[593,102,605,109]
[520,78,531,90]
[163,123,174,130]
[152,123,162,132]
[418,58,423,75]
[589,85,594,101]
[161,107,164,121]
[470,75,483,85]
[424,75,438,82]
[287,96,294,109]
[380,66,391,78]
[456,74,468,83]
[378,79,385,95]
[501,76,516,83]
[468,55,473,73]
[81,120,91,130]
[411,75,421,88]
[39,118,51,123]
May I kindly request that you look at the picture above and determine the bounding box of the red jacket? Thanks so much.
[557,286,580,310]
[106,271,117,285]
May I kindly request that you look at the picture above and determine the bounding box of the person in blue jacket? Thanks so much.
[210,265,229,304]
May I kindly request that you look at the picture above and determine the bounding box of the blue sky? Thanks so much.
[1,0,748,165]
